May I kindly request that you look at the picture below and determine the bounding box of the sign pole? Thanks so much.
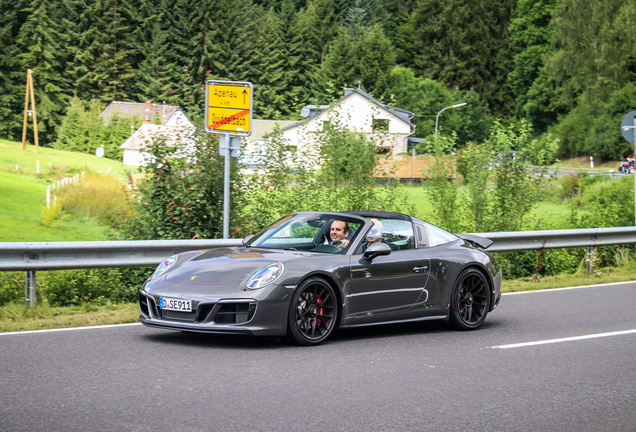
[205,80,253,239]
[223,133,231,239]
[633,116,636,226]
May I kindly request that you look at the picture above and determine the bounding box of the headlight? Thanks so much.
[152,255,178,280]
[246,263,284,289]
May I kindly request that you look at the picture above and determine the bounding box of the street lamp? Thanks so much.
[434,103,467,137]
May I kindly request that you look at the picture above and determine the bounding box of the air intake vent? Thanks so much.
[215,302,257,324]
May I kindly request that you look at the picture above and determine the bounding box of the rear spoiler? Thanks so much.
[456,234,494,250]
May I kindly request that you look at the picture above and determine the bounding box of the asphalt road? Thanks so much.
[1,282,635,432]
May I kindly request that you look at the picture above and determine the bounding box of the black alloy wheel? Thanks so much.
[287,277,339,346]
[449,268,491,330]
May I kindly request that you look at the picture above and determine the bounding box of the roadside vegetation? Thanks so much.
[1,126,635,332]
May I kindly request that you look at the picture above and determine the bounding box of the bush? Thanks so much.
[0,268,151,307]
[56,171,133,230]
[45,267,150,306]
[125,126,241,240]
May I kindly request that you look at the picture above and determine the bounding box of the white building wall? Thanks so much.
[280,92,411,154]
[122,149,151,166]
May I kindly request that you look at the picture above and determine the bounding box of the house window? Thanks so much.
[373,118,389,132]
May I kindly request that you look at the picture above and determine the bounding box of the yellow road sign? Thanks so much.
[206,81,253,135]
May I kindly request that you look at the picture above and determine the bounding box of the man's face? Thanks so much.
[330,221,348,242]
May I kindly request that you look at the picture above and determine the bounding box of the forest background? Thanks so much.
[3,0,636,161]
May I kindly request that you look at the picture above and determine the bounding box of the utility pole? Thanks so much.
[21,69,40,153]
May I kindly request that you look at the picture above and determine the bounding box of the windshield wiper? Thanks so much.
[283,248,298,251]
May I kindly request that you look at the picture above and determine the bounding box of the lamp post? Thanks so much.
[434,103,467,137]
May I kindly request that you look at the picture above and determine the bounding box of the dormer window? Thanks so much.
[373,118,389,132]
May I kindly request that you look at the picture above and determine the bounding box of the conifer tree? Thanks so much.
[356,24,395,100]
[254,9,289,118]
[396,0,516,115]
[81,0,137,103]
[508,0,557,133]
[298,0,338,101]
[0,0,22,140]
[133,0,175,102]
[278,0,306,112]
[321,26,358,100]
[17,0,68,144]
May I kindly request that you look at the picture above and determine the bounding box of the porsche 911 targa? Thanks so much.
[139,211,502,345]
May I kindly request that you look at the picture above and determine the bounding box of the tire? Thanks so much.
[286,277,339,346]
[449,268,491,331]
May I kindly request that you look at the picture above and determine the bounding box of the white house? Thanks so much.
[280,87,415,153]
[120,123,195,166]
[104,100,195,167]
[239,87,416,172]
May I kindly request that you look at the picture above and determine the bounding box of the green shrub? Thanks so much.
[56,171,132,230]
[0,272,24,305]
[0,267,152,307]
[45,267,151,306]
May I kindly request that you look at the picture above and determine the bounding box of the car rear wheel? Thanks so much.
[286,277,338,346]
[449,268,491,330]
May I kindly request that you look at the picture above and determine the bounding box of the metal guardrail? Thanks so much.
[0,239,243,272]
[2,227,635,307]
[1,227,636,272]
[472,227,636,253]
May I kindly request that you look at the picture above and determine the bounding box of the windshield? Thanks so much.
[246,213,363,254]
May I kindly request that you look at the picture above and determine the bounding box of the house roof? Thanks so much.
[100,102,182,125]
[277,88,415,133]
[120,123,193,150]
[249,119,298,141]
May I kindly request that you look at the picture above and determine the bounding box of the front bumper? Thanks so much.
[138,285,290,336]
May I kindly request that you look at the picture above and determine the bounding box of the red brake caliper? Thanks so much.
[316,297,323,325]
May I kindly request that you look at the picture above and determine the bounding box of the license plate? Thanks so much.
[159,297,192,312]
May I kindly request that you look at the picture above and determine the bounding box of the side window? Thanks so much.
[379,219,415,251]
[425,223,458,247]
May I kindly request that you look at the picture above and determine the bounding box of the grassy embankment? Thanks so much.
[0,139,126,241]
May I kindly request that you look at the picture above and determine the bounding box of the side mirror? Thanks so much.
[242,234,255,245]
[363,242,391,261]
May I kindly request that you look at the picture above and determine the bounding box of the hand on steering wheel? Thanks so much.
[332,239,349,247]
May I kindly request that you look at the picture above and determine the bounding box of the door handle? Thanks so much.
[413,266,428,273]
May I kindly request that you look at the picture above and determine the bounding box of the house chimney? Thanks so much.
[144,100,152,124]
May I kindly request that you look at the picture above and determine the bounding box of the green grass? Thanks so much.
[0,302,138,332]
[0,139,126,242]
[400,185,577,229]
[0,138,127,178]
[502,263,636,292]
[546,155,622,173]
[0,170,116,241]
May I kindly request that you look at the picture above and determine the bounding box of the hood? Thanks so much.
[164,247,310,285]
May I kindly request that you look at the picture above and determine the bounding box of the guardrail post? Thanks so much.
[587,247,594,274]
[25,271,36,308]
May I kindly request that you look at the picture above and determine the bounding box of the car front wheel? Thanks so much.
[449,268,491,330]
[286,277,338,346]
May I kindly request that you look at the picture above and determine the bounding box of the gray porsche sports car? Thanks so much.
[139,211,502,345]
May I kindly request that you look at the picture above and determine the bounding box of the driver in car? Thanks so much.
[330,220,350,247]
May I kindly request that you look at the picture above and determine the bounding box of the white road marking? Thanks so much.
[491,329,636,349]
[502,280,635,296]
[0,322,141,336]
